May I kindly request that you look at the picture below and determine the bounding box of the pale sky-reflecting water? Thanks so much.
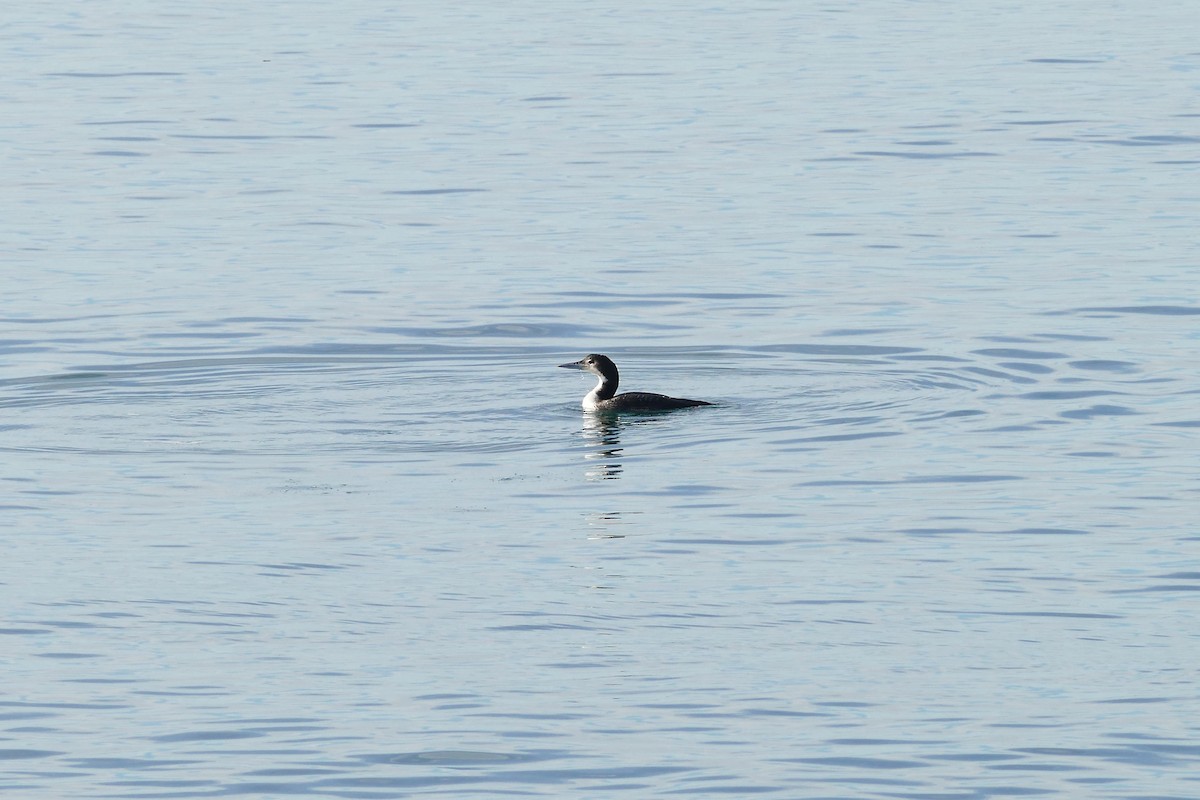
[4,1,1200,797]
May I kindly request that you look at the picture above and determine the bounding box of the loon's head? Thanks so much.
[558,353,619,382]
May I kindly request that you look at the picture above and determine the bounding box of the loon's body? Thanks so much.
[559,354,712,412]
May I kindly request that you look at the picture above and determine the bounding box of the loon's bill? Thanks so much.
[559,353,712,412]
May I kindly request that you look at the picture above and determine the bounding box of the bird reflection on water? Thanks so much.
[581,413,624,481]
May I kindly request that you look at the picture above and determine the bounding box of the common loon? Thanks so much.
[559,354,712,412]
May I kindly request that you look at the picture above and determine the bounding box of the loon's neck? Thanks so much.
[583,372,617,410]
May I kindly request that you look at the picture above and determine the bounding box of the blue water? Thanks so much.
[4,1,1200,798]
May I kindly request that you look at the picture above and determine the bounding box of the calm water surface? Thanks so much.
[4,1,1200,798]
